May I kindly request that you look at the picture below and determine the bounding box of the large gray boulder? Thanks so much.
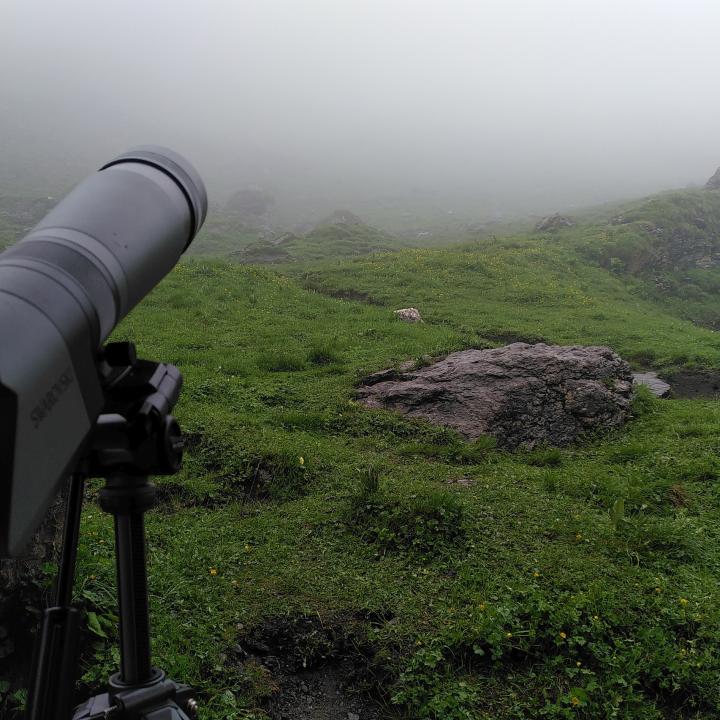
[357,343,634,449]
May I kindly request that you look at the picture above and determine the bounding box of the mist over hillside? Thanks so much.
[3,0,720,229]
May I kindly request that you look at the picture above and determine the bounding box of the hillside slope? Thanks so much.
[300,239,720,371]
[42,255,720,720]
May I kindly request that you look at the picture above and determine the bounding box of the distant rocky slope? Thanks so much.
[705,166,720,190]
[224,187,275,227]
[587,189,720,273]
[535,213,575,232]
[234,209,395,264]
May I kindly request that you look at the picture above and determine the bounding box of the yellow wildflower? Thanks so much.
[299,456,305,466]
[209,567,218,576]
[570,696,580,707]
[679,598,689,606]
[559,631,567,640]
[506,632,513,638]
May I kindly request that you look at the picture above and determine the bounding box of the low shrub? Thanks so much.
[306,343,341,366]
[348,480,466,558]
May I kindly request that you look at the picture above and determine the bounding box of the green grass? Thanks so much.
[299,239,720,369]
[49,248,720,720]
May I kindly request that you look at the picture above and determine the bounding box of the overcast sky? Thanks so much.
[2,0,720,221]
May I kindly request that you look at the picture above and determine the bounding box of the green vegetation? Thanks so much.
[300,239,720,369]
[5,185,720,718]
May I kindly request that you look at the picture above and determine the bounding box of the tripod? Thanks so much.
[26,343,198,720]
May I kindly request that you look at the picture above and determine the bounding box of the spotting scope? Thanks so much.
[0,146,207,557]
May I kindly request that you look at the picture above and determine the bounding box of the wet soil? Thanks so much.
[236,614,387,720]
[267,662,382,720]
[659,369,720,399]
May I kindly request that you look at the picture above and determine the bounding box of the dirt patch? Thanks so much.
[236,614,387,720]
[267,663,382,720]
[659,370,720,399]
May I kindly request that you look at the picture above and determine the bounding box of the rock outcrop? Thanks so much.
[705,167,720,190]
[358,343,633,449]
[535,214,574,232]
[315,210,364,228]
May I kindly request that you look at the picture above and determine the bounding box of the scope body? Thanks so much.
[0,147,207,557]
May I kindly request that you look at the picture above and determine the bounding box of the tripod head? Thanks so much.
[86,341,184,479]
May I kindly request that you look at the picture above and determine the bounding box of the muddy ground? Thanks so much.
[660,369,720,399]
[267,662,382,720]
[235,614,387,720]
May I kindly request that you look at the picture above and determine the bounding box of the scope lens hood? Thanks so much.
[100,146,208,249]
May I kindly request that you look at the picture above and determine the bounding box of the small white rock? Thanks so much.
[393,307,423,323]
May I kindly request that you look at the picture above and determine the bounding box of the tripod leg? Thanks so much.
[113,511,152,684]
[100,475,157,686]
[26,473,85,720]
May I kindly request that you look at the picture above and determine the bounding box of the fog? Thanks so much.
[2,0,720,226]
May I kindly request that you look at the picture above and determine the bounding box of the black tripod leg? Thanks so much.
[113,511,152,684]
[56,474,85,607]
[26,473,85,720]
[99,475,156,687]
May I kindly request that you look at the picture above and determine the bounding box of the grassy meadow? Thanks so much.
[3,188,720,719]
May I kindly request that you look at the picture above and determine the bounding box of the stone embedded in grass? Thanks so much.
[357,343,634,449]
[393,307,423,323]
[632,372,671,398]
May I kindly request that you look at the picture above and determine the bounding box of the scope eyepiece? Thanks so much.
[101,146,208,248]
